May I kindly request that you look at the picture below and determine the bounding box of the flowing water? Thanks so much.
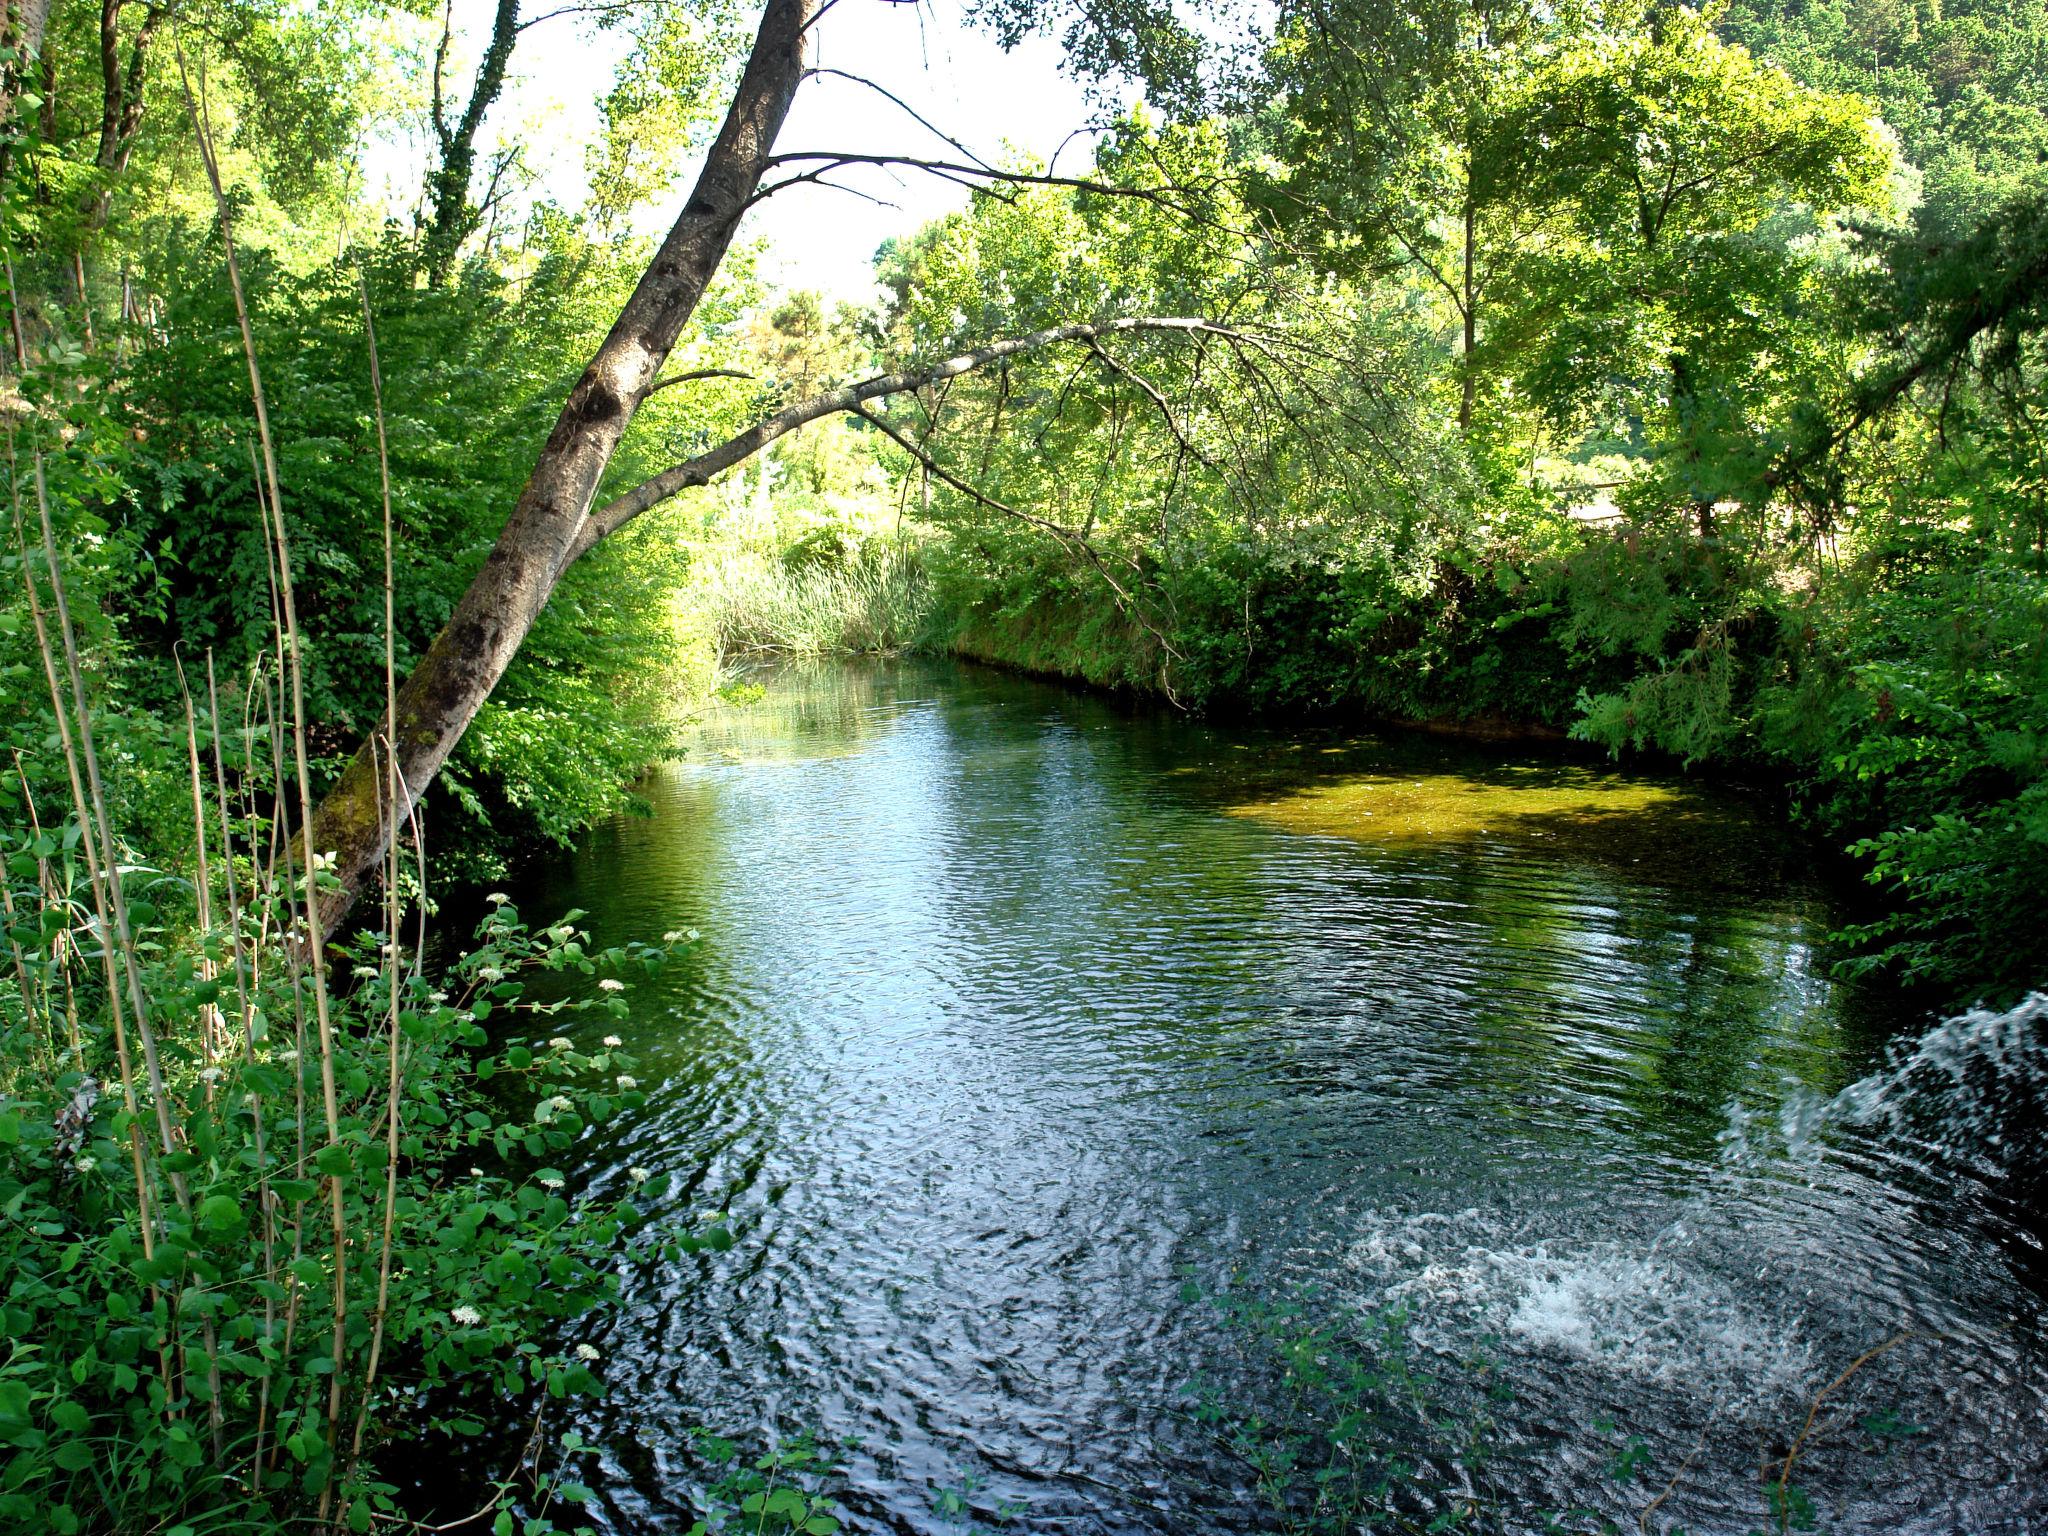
[499,659,2048,1534]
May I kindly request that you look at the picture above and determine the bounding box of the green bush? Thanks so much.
[0,845,706,1531]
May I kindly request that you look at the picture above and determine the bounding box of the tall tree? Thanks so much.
[421,0,521,286]
[1261,0,1551,431]
[1490,5,1892,514]
[301,0,1226,928]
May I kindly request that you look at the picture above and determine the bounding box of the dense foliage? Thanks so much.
[0,0,2041,1528]
[860,0,2048,1005]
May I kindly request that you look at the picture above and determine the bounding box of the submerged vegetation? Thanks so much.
[0,0,2039,1529]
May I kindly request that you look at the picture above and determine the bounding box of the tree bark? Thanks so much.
[306,0,820,935]
[80,0,164,234]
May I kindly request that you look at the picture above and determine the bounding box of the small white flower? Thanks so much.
[547,926,573,943]
[534,1094,573,1124]
[539,1175,565,1191]
[279,1049,299,1062]
[477,966,506,983]
[662,931,684,944]
[429,990,449,1005]
[73,1154,96,1173]
[547,1036,574,1051]
[615,1075,637,1089]
[198,1066,223,1083]
[485,893,509,906]
[597,978,625,994]
[451,1305,482,1327]
[602,1035,623,1048]
[574,1343,601,1362]
[469,1167,484,1178]
[353,964,380,980]
[626,1166,652,1184]
[311,850,338,873]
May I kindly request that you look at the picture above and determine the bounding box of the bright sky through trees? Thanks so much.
[374,0,1099,301]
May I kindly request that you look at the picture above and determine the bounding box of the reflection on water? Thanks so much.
[502,659,2045,1535]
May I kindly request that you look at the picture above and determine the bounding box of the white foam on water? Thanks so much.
[1499,1248,1812,1400]
[1341,1210,1815,1413]
[1759,992,2048,1164]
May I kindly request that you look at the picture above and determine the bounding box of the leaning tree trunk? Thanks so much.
[307,0,819,934]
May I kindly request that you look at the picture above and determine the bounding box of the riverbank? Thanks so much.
[897,529,2048,1010]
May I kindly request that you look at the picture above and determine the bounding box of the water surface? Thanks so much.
[511,660,2046,1534]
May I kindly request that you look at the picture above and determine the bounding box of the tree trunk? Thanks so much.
[307,0,819,934]
[0,0,53,188]
[82,1,163,235]
[422,0,522,286]
[1458,172,1476,432]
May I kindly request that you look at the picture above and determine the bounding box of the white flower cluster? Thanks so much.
[451,1305,482,1326]
[533,1094,573,1124]
[597,978,625,994]
[615,1075,637,1090]
[602,1035,623,1048]
[575,1343,601,1362]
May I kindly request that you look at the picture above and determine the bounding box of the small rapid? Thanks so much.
[498,660,2045,1534]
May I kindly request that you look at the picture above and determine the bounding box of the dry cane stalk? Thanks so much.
[11,468,183,1417]
[209,649,282,1483]
[6,449,175,1406]
[12,750,80,1067]
[174,656,223,1076]
[348,274,404,1467]
[177,45,350,1505]
[0,839,44,1064]
[32,454,229,1451]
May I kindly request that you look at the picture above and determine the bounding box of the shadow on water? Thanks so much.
[443,658,2043,1535]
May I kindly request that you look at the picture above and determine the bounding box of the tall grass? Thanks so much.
[690,540,934,662]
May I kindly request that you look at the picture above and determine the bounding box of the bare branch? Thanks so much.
[570,316,1270,558]
[645,366,757,396]
[749,151,1239,231]
[805,66,1002,175]
[851,405,1183,666]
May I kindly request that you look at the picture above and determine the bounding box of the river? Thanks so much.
[501,658,2047,1534]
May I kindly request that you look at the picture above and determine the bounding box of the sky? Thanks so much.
[391,0,1108,305]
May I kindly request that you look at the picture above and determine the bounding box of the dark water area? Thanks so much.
[495,658,2048,1534]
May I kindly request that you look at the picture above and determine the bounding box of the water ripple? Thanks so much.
[500,660,2044,1536]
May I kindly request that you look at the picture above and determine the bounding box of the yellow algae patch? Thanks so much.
[1226,765,1696,849]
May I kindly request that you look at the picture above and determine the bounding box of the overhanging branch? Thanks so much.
[567,315,1267,559]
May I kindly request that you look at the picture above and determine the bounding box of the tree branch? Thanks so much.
[568,316,1267,558]
[851,405,1183,664]
[645,366,757,396]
